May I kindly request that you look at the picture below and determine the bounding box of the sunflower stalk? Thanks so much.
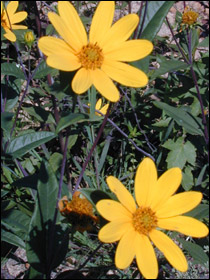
[82,104,155,161]
[166,17,209,160]
[73,103,112,194]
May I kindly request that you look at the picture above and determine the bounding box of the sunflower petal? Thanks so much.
[102,59,148,88]
[95,99,102,111]
[151,168,182,211]
[99,104,109,115]
[106,176,136,213]
[156,191,202,218]
[48,12,81,52]
[46,54,80,71]
[115,229,137,269]
[135,233,158,279]
[104,39,153,61]
[72,68,92,94]
[89,1,114,45]
[4,29,16,42]
[11,24,27,30]
[98,220,131,243]
[101,14,139,49]
[58,1,87,49]
[157,216,209,237]
[135,158,157,207]
[38,37,75,56]
[96,199,132,221]
[7,1,18,17]
[10,11,27,23]
[91,68,120,102]
[149,229,188,272]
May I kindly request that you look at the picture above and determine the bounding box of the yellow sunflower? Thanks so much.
[38,1,153,102]
[96,158,208,279]
[1,1,28,42]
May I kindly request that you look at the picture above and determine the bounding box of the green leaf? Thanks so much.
[178,239,209,265]
[1,112,14,140]
[2,228,26,249]
[49,152,63,172]
[154,101,204,135]
[7,131,56,159]
[33,60,58,79]
[26,161,69,274]
[1,62,25,79]
[198,36,209,48]
[23,106,56,124]
[2,209,30,234]
[140,1,175,41]
[98,135,112,173]
[195,164,208,187]
[182,166,194,190]
[162,137,197,169]
[55,113,89,134]
[12,174,38,190]
[185,204,209,220]
[150,56,189,80]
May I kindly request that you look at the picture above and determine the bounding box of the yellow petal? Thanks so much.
[48,12,81,52]
[4,29,16,42]
[98,219,131,243]
[149,229,188,272]
[89,1,114,45]
[38,37,75,56]
[104,39,153,62]
[102,59,148,88]
[7,1,18,17]
[96,199,132,221]
[72,68,92,94]
[57,1,87,49]
[101,14,139,50]
[95,99,102,111]
[156,191,202,218]
[91,68,120,102]
[115,229,137,269]
[99,104,109,115]
[157,216,209,237]
[151,168,182,211]
[47,54,80,71]
[135,158,157,207]
[106,176,136,213]
[10,11,27,24]
[135,233,158,279]
[1,2,3,14]
[11,24,27,30]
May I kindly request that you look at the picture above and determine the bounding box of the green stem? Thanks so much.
[73,103,112,194]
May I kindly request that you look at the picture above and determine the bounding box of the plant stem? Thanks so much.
[166,17,190,64]
[137,1,148,39]
[187,30,209,155]
[83,104,155,161]
[120,87,156,153]
[166,17,209,159]
[73,103,112,194]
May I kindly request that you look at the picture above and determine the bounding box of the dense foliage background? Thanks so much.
[1,1,209,279]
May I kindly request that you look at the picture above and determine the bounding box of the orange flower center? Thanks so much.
[132,207,157,235]
[182,10,198,25]
[77,43,104,70]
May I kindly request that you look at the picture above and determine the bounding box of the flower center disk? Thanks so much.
[77,43,104,70]
[132,206,157,235]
